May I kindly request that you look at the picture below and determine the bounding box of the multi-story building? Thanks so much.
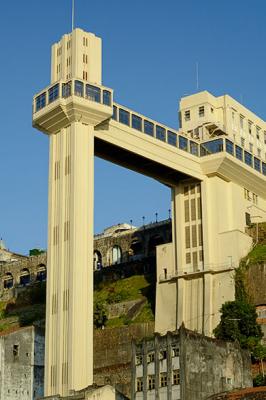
[131,326,252,400]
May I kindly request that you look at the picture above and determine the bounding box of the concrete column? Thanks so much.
[44,122,94,396]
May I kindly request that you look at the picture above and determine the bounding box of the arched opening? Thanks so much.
[94,250,102,270]
[112,245,122,265]
[3,272,14,289]
[148,235,164,256]
[19,268,30,286]
[36,264,46,282]
[130,238,143,261]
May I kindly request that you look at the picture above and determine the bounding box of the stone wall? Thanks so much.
[207,386,266,399]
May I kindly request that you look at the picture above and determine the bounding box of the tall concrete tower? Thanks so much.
[32,29,113,396]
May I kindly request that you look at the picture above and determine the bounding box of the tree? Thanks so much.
[94,299,107,328]
[213,300,263,351]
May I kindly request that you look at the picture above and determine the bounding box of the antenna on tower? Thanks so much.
[72,0,75,31]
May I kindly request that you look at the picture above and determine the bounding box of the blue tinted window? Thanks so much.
[156,126,166,141]
[144,120,154,136]
[226,139,234,155]
[262,163,266,176]
[244,151,252,167]
[179,136,188,151]
[112,105,117,120]
[167,131,177,147]
[235,145,243,161]
[75,80,84,97]
[119,109,130,126]
[132,114,142,131]
[103,90,111,106]
[36,92,46,112]
[190,141,199,156]
[254,157,261,172]
[48,84,59,103]
[86,84,100,102]
[62,82,72,98]
[200,139,223,156]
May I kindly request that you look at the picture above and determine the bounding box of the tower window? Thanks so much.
[184,110,190,121]
[173,369,180,385]
[199,106,205,117]
[148,375,155,390]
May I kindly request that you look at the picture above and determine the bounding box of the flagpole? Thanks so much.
[72,0,75,31]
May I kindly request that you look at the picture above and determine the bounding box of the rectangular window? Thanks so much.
[148,375,155,390]
[86,84,101,102]
[62,82,72,98]
[190,141,199,156]
[192,225,197,247]
[198,225,202,246]
[197,198,202,219]
[156,126,166,141]
[144,120,154,136]
[254,157,261,172]
[248,121,252,135]
[185,226,190,249]
[103,90,111,106]
[240,115,244,131]
[200,139,223,156]
[256,126,261,139]
[172,347,179,357]
[191,199,196,221]
[225,139,234,155]
[193,252,198,269]
[132,114,142,131]
[112,105,117,120]
[173,370,180,385]
[241,137,245,148]
[167,131,177,147]
[48,84,59,103]
[184,200,190,222]
[74,80,84,97]
[186,253,191,264]
[35,92,46,111]
[160,373,167,387]
[199,106,205,117]
[244,151,252,167]
[136,378,143,392]
[262,162,266,176]
[235,145,243,161]
[249,143,253,153]
[147,352,155,363]
[184,110,190,121]
[245,212,251,226]
[136,355,143,365]
[119,109,130,126]
[83,71,88,80]
[257,148,261,158]
[179,136,188,151]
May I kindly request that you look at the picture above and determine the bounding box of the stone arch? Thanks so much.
[129,237,143,260]
[3,272,14,289]
[36,264,46,282]
[94,250,102,270]
[112,245,122,265]
[148,234,164,256]
[19,268,30,286]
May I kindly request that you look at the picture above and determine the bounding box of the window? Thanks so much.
[112,105,117,120]
[231,111,236,130]
[132,114,142,131]
[48,84,59,103]
[179,136,188,151]
[136,355,143,365]
[245,212,251,226]
[147,352,155,363]
[83,71,88,80]
[156,126,166,141]
[119,109,130,126]
[3,273,13,289]
[244,188,251,201]
[248,121,252,135]
[167,131,177,147]
[240,115,244,132]
[200,139,223,156]
[74,80,84,97]
[62,82,72,98]
[103,90,111,106]
[254,157,261,172]
[226,139,234,155]
[253,193,258,205]
[235,145,243,161]
[244,151,252,167]
[85,84,101,102]
[144,120,154,136]
[35,92,46,112]
[172,347,179,357]
[199,106,204,117]
[186,253,191,264]
[160,373,167,387]
[262,162,266,176]
[258,148,261,158]
[136,378,143,392]
[13,344,19,357]
[173,370,180,385]
[184,110,190,121]
[256,126,261,139]
[190,141,199,156]
[185,226,190,248]
[241,137,245,148]
[148,375,155,390]
[159,350,167,360]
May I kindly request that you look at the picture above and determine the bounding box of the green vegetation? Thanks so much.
[242,244,266,265]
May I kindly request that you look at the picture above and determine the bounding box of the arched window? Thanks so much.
[36,264,46,282]
[19,268,30,286]
[3,272,14,289]
[112,245,122,264]
[93,251,102,270]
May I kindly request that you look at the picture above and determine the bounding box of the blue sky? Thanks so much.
[1,0,266,254]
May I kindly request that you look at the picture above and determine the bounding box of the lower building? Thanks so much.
[39,384,129,399]
[131,326,252,400]
[0,326,44,400]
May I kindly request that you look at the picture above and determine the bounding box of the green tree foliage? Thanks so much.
[213,300,263,351]
[93,300,107,328]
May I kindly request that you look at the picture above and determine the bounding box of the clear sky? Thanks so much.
[1,0,266,254]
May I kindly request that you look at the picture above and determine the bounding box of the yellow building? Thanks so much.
[32,28,266,397]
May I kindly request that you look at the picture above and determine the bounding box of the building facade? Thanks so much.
[131,327,252,400]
